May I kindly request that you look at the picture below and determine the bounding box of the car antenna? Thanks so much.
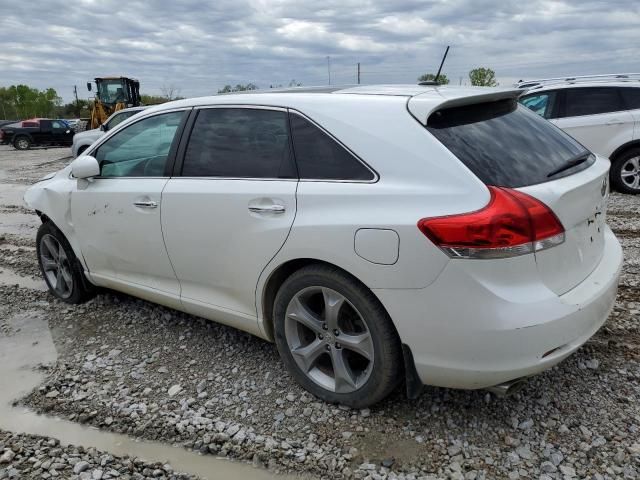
[418,46,450,86]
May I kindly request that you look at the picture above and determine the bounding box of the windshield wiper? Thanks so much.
[546,151,591,178]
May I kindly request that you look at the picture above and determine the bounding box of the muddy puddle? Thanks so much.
[0,312,290,480]
[0,210,38,238]
[0,268,46,290]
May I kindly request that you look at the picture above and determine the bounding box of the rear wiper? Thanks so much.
[546,151,591,178]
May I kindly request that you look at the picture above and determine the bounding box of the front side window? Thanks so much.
[94,111,184,177]
[51,121,64,129]
[289,114,374,181]
[563,87,624,117]
[182,108,295,178]
[520,91,557,119]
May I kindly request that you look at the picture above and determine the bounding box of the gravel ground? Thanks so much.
[0,431,195,480]
[1,145,639,479]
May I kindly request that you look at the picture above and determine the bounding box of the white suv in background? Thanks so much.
[518,74,640,194]
[25,85,622,406]
[71,106,147,158]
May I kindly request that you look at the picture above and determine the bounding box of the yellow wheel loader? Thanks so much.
[87,77,141,129]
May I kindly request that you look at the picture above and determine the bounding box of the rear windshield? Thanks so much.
[426,99,593,187]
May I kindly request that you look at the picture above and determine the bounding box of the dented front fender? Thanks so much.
[23,166,87,269]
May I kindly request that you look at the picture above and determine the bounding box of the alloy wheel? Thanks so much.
[39,234,73,299]
[621,156,640,191]
[284,286,374,393]
[16,138,29,149]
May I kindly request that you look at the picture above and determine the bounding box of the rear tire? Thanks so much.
[610,148,640,194]
[36,222,95,304]
[273,264,403,407]
[14,136,31,150]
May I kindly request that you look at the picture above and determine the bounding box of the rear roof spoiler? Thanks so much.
[407,88,524,125]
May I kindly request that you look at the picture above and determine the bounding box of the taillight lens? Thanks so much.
[418,186,565,259]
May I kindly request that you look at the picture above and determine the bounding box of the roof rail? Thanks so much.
[514,73,640,89]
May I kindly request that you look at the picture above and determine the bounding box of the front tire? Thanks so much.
[36,222,95,304]
[273,264,402,407]
[14,136,31,150]
[611,148,640,194]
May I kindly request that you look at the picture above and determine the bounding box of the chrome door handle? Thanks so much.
[133,200,158,208]
[248,204,285,214]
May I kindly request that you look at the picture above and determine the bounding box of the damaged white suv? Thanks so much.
[25,85,622,407]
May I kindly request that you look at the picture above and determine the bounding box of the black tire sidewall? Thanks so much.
[273,266,402,407]
[36,222,91,304]
[611,148,640,194]
[14,136,30,150]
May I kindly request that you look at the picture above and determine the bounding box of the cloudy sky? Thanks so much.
[0,0,638,102]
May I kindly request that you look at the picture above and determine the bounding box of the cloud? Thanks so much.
[0,0,638,102]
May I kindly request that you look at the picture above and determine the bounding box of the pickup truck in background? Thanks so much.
[0,119,74,150]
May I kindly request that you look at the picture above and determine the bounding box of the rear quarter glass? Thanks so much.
[426,99,593,188]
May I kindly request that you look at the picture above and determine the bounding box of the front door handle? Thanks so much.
[248,204,285,214]
[133,200,158,208]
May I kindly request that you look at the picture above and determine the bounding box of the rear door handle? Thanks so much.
[605,119,625,125]
[248,204,286,214]
[133,200,158,208]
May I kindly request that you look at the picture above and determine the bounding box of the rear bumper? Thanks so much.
[375,226,623,390]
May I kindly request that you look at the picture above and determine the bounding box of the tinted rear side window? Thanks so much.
[563,87,623,117]
[426,99,591,187]
[182,108,296,178]
[290,114,374,181]
[621,87,640,110]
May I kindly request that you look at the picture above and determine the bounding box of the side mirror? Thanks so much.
[87,82,92,92]
[71,155,100,179]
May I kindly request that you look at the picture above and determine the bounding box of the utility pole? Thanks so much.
[357,62,361,84]
[326,56,331,85]
[73,85,80,116]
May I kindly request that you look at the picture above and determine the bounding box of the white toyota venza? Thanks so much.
[24,85,623,407]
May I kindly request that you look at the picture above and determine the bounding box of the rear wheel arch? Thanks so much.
[261,258,395,341]
[609,142,640,194]
[610,140,640,162]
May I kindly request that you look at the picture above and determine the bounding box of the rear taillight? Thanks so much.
[418,186,565,259]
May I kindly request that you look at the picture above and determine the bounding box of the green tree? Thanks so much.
[468,67,498,87]
[0,85,61,119]
[140,94,170,105]
[418,73,449,85]
[217,83,258,94]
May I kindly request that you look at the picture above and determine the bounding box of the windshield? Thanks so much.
[97,80,127,105]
